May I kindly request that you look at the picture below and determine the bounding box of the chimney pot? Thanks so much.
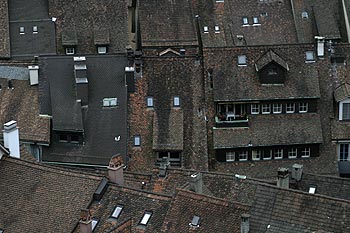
[79,209,92,233]
[108,154,124,185]
[291,164,303,181]
[159,157,170,177]
[3,120,20,158]
[189,172,203,194]
[277,167,289,188]
[241,214,251,233]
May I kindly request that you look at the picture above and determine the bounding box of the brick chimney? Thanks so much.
[240,214,250,233]
[108,154,124,185]
[3,120,20,158]
[79,209,92,233]
[189,172,203,194]
[277,167,289,189]
[158,157,170,177]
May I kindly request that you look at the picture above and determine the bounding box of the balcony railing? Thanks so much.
[215,114,249,128]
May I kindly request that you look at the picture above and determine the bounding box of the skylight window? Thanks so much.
[309,186,316,194]
[97,46,107,54]
[103,98,118,107]
[147,96,154,107]
[253,17,260,25]
[140,211,152,225]
[203,26,209,33]
[111,205,123,219]
[238,55,247,66]
[33,26,38,34]
[92,219,98,231]
[305,51,315,62]
[189,215,200,227]
[134,135,141,146]
[302,11,309,19]
[19,26,25,34]
[214,25,220,33]
[173,96,180,107]
[242,17,249,25]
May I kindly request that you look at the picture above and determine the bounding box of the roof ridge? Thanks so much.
[108,183,173,199]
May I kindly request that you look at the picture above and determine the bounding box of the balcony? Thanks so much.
[215,113,249,128]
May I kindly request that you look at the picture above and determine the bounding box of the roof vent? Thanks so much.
[291,164,303,181]
[189,172,203,194]
[189,215,200,228]
[235,174,247,179]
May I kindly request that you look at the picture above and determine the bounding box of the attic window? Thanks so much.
[134,135,141,146]
[19,26,25,34]
[66,47,75,55]
[33,26,38,34]
[97,46,107,54]
[173,96,180,107]
[260,12,268,17]
[305,51,315,62]
[214,25,220,33]
[253,17,260,25]
[238,55,247,66]
[140,211,152,225]
[308,186,316,194]
[301,11,309,19]
[92,219,99,232]
[189,215,200,227]
[203,26,209,33]
[103,98,118,107]
[111,205,123,219]
[147,96,154,107]
[242,17,249,25]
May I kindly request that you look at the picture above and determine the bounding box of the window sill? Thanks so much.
[305,60,315,63]
[238,64,247,67]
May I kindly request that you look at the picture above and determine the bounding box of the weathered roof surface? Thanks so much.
[77,185,172,233]
[49,0,128,54]
[0,156,102,232]
[153,110,184,150]
[334,83,350,102]
[93,29,110,45]
[161,189,250,233]
[331,119,350,140]
[255,50,289,71]
[213,113,323,148]
[0,78,50,144]
[139,0,198,47]
[61,30,78,46]
[205,46,320,101]
[0,0,10,58]
[40,55,128,165]
[0,66,29,80]
[8,0,50,21]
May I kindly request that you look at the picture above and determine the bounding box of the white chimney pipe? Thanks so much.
[28,66,39,85]
[3,120,20,158]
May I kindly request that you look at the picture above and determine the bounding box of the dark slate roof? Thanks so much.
[331,119,350,140]
[255,50,289,72]
[78,185,172,233]
[213,113,323,148]
[139,0,198,47]
[94,29,110,45]
[0,156,102,232]
[40,55,128,165]
[161,189,250,233]
[0,0,10,58]
[153,110,184,150]
[49,0,128,54]
[198,0,298,47]
[334,83,350,102]
[0,78,50,144]
[0,66,29,80]
[62,30,78,46]
[8,0,49,21]
[206,46,321,101]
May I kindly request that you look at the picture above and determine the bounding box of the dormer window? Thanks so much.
[19,26,25,34]
[189,215,200,227]
[238,55,247,66]
[301,11,309,19]
[305,51,315,62]
[253,17,260,25]
[299,102,308,113]
[33,26,38,34]
[92,219,99,231]
[214,25,220,33]
[203,26,209,33]
[66,47,75,55]
[173,96,180,107]
[97,46,107,54]
[286,103,295,113]
[242,17,249,25]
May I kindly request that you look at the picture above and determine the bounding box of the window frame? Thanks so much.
[301,147,311,158]
[242,17,249,25]
[32,25,38,34]
[286,103,295,113]
[252,150,261,161]
[103,97,118,107]
[253,17,260,25]
[238,55,247,66]
[262,104,271,114]
[340,99,350,120]
[173,96,180,107]
[299,102,308,113]
[19,26,25,34]
[251,104,260,114]
[339,143,349,161]
[226,151,235,162]
[274,148,283,160]
[305,51,314,62]
[134,135,141,147]
[147,96,154,108]
[139,211,152,226]
[203,26,209,33]
[263,150,272,160]
[97,46,107,54]
[111,205,124,219]
[65,47,75,55]
[288,148,298,159]
[214,25,220,33]
[273,103,282,114]
[239,151,248,161]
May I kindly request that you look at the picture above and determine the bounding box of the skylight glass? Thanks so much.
[111,205,123,218]
[309,186,316,194]
[140,212,152,225]
[92,219,98,231]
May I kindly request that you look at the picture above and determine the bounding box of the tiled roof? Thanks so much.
[331,119,350,140]
[0,156,102,232]
[0,0,10,58]
[48,0,128,54]
[213,113,323,148]
[153,109,184,150]
[40,55,128,165]
[139,0,198,47]
[334,83,350,102]
[0,78,50,144]
[255,50,289,72]
[206,46,321,102]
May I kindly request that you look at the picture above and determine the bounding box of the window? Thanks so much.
[252,150,261,161]
[190,215,200,227]
[253,17,259,24]
[308,186,316,194]
[341,102,350,120]
[263,150,272,160]
[339,144,349,161]
[203,26,209,33]
[92,219,98,231]
[134,135,141,146]
[305,51,314,62]
[58,134,81,144]
[260,12,268,17]
[301,147,311,158]
[97,46,107,54]
[242,17,249,25]
[66,47,75,55]
[288,148,298,159]
[70,135,79,143]
[226,151,235,162]
[140,211,152,225]
[111,205,123,219]
[103,98,118,107]
[19,26,25,34]
[299,102,308,113]
[273,104,282,113]
[157,151,181,166]
[238,55,247,66]
[262,104,270,114]
[274,149,283,159]
[251,104,259,114]
[214,25,220,33]
[59,134,68,142]
[301,11,309,19]
[147,97,154,107]
[239,151,248,161]
[33,26,38,34]
[286,103,295,113]
[173,96,180,107]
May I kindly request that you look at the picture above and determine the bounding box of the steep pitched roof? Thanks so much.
[0,156,102,232]
[0,0,10,58]
[213,113,323,148]
[0,78,50,144]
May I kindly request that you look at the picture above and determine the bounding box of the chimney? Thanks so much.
[158,157,170,177]
[28,65,39,85]
[3,120,20,158]
[79,209,92,233]
[189,172,203,194]
[108,154,124,185]
[240,214,250,233]
[73,57,88,106]
[125,66,135,93]
[315,36,325,57]
[277,167,289,188]
[291,164,303,181]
